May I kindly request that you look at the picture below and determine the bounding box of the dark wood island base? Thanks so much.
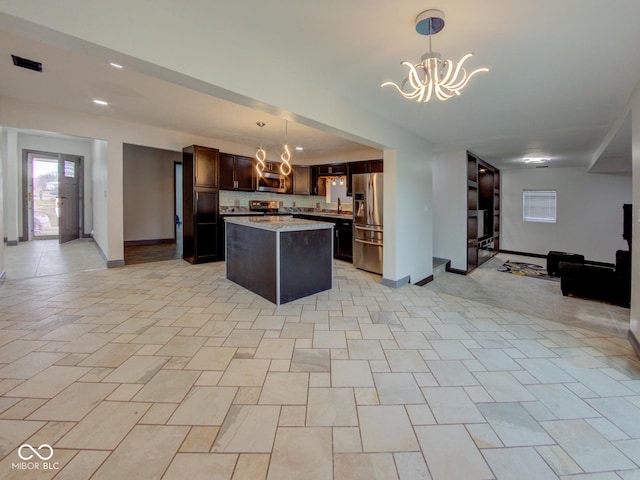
[225,216,334,305]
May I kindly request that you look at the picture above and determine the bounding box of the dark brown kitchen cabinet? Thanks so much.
[311,166,320,195]
[334,219,353,262]
[183,145,221,264]
[317,163,347,176]
[185,144,219,188]
[220,153,254,191]
[369,159,383,172]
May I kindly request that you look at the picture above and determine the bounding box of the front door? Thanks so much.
[57,154,81,244]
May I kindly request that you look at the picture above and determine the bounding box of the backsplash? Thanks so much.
[220,190,353,214]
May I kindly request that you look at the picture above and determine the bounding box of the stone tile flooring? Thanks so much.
[430,253,630,338]
[0,249,639,478]
[3,238,105,280]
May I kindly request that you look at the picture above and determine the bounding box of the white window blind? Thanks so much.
[523,190,557,223]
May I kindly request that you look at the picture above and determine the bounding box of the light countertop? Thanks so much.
[225,215,334,232]
[298,212,353,220]
[219,211,263,216]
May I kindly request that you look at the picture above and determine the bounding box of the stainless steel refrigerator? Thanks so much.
[352,172,383,274]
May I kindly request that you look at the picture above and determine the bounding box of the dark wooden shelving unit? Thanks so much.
[466,151,500,273]
[183,145,221,264]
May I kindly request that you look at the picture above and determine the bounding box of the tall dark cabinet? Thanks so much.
[183,145,221,264]
[467,151,500,272]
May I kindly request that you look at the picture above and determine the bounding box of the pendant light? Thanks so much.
[280,120,292,176]
[255,121,266,178]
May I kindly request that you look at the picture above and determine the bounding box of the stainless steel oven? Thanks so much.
[256,169,286,193]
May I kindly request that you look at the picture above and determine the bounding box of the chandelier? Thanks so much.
[255,121,266,178]
[381,9,488,103]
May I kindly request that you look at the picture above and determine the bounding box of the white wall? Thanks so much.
[2,128,19,243]
[299,148,382,166]
[383,145,433,285]
[432,150,467,271]
[501,167,632,263]
[91,139,108,259]
[123,144,179,242]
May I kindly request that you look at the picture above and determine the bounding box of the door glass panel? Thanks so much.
[32,157,59,237]
[64,160,76,177]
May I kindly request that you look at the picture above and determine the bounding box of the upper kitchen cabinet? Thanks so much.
[183,145,221,264]
[220,153,255,191]
[317,163,347,176]
[184,144,219,189]
[292,165,311,195]
[369,159,384,172]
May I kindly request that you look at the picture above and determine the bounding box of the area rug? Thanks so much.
[497,261,559,281]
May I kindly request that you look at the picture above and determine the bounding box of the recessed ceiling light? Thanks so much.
[295,146,304,151]
[109,62,123,69]
[524,157,549,164]
[93,99,109,106]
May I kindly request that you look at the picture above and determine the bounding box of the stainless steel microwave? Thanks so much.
[256,168,286,193]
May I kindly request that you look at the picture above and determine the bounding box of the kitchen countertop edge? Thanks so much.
[224,216,335,232]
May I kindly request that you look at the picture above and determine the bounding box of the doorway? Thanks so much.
[175,161,183,248]
[23,151,84,243]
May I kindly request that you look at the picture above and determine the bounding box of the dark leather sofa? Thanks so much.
[558,250,631,307]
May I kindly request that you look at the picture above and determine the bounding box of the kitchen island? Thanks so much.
[225,216,334,305]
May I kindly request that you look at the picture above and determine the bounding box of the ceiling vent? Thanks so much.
[11,55,42,72]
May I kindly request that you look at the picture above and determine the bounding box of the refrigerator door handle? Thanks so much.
[354,225,383,233]
[355,238,383,247]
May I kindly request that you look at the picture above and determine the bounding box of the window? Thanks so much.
[523,190,557,223]
[64,160,76,178]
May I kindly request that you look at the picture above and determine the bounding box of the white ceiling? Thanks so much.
[1,1,639,170]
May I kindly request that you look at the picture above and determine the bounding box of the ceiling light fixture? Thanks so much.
[280,120,292,176]
[255,121,267,177]
[109,62,123,69]
[381,9,488,103]
[92,99,109,106]
[524,157,549,164]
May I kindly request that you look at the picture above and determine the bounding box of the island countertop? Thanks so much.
[224,215,334,232]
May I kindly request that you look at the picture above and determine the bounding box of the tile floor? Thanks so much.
[2,239,105,280]
[0,242,639,479]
